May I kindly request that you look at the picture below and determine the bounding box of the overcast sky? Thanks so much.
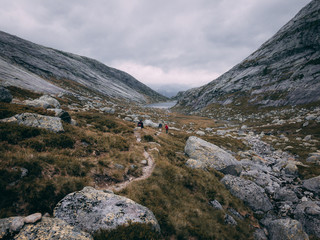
[0,0,311,91]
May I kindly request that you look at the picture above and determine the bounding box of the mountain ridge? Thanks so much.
[175,0,320,112]
[0,30,167,104]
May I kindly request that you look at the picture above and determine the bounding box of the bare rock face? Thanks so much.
[53,186,160,234]
[0,86,12,103]
[221,175,273,212]
[176,0,320,111]
[185,136,240,171]
[267,218,309,240]
[1,112,64,132]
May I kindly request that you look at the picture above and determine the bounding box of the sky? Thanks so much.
[0,0,311,95]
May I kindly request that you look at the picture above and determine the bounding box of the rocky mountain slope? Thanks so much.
[0,31,167,104]
[176,0,320,111]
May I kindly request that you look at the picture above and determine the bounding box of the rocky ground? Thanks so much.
[0,86,319,239]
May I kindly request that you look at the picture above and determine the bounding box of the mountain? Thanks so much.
[176,0,320,112]
[0,31,167,104]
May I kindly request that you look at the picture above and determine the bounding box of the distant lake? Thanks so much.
[145,101,177,109]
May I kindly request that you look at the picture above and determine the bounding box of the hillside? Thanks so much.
[175,0,320,112]
[0,31,167,104]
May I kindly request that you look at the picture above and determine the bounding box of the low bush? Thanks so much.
[143,135,154,142]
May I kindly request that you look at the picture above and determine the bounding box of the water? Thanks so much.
[145,101,177,109]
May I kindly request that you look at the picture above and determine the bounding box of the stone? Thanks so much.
[224,214,237,225]
[10,217,24,232]
[0,86,13,103]
[54,186,160,234]
[284,162,298,176]
[196,130,205,136]
[253,229,268,240]
[221,175,273,212]
[1,113,64,132]
[15,217,92,240]
[48,108,71,123]
[124,117,132,122]
[185,136,240,171]
[25,95,60,109]
[141,160,148,165]
[294,201,320,238]
[24,213,42,224]
[209,200,223,210]
[0,217,24,238]
[274,188,299,203]
[220,164,243,176]
[101,107,115,114]
[303,176,320,194]
[303,135,312,141]
[267,218,309,240]
[144,119,158,128]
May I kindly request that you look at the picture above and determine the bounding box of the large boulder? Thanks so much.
[294,201,320,238]
[53,187,160,234]
[267,218,309,240]
[0,216,92,240]
[0,86,12,103]
[303,176,320,195]
[100,107,115,114]
[184,136,240,171]
[144,119,159,128]
[25,95,60,109]
[1,113,64,132]
[221,175,273,212]
[48,108,72,123]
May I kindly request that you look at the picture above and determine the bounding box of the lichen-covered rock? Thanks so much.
[267,218,309,240]
[294,201,320,238]
[25,95,60,109]
[0,86,12,103]
[221,175,273,212]
[0,113,64,132]
[303,176,320,195]
[47,108,71,123]
[185,136,240,171]
[0,217,24,238]
[144,119,158,128]
[101,107,115,114]
[14,217,92,240]
[53,186,160,234]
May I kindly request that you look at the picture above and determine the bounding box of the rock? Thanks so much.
[220,164,243,176]
[24,213,42,224]
[0,86,13,103]
[124,117,133,122]
[48,108,71,123]
[294,201,320,238]
[25,95,60,109]
[54,186,160,234]
[141,160,148,165]
[274,188,299,203]
[0,217,24,238]
[144,119,158,128]
[185,136,240,171]
[305,114,317,121]
[303,135,312,141]
[228,208,244,220]
[224,214,237,225]
[15,217,93,240]
[284,162,298,176]
[101,107,115,114]
[195,130,205,136]
[209,200,223,210]
[303,176,320,194]
[221,175,273,212]
[267,218,309,240]
[303,121,309,127]
[306,152,320,164]
[1,113,64,132]
[253,229,268,240]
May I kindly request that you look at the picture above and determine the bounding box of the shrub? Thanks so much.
[0,122,42,144]
[143,135,154,142]
[44,134,75,149]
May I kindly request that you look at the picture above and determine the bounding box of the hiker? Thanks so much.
[158,123,162,132]
[165,124,169,134]
[137,120,144,128]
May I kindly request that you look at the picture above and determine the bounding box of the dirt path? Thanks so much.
[104,128,156,192]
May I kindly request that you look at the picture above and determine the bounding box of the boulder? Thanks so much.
[209,200,223,210]
[185,136,240,171]
[274,188,299,203]
[48,108,71,123]
[303,176,320,194]
[0,86,13,103]
[253,229,268,240]
[144,119,158,128]
[1,113,64,132]
[15,217,92,240]
[54,186,160,234]
[221,175,273,212]
[196,130,205,136]
[0,217,24,238]
[220,164,243,176]
[101,107,115,114]
[224,214,237,225]
[294,201,320,238]
[267,218,309,240]
[25,95,60,109]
